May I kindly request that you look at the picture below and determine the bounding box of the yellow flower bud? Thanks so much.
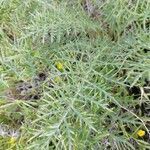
[54,76,61,83]
[137,129,145,137]
[9,137,16,145]
[55,62,63,71]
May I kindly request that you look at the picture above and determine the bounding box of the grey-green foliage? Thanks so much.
[0,0,150,149]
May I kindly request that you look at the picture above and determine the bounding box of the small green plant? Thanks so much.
[0,0,150,149]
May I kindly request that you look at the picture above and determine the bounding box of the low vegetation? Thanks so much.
[0,0,150,149]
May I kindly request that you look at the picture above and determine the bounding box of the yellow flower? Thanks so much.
[55,62,63,71]
[54,76,61,83]
[8,137,16,145]
[137,129,145,137]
